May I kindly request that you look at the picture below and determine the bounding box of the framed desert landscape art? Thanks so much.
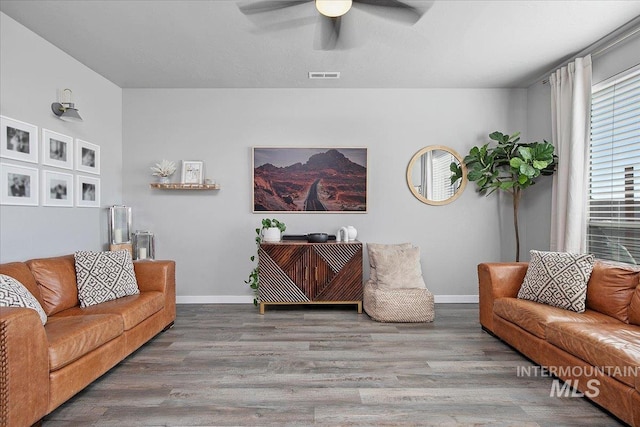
[252,147,367,212]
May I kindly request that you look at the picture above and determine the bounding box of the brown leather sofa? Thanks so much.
[0,254,176,427]
[479,261,640,426]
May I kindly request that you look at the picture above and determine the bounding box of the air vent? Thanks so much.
[308,71,340,79]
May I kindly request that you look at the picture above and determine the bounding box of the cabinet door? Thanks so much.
[258,244,310,303]
[312,243,363,302]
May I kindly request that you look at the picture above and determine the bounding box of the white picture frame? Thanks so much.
[181,160,204,184]
[42,170,73,207]
[42,129,73,170]
[75,139,100,175]
[76,175,100,208]
[0,162,39,206]
[0,116,38,164]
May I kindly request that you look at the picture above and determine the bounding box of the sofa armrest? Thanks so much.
[0,307,49,427]
[478,262,528,332]
[134,260,175,293]
[133,260,176,324]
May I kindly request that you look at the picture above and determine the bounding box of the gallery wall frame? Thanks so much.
[42,170,74,207]
[252,147,368,213]
[0,115,39,164]
[76,174,100,208]
[42,129,73,170]
[76,139,100,175]
[181,160,204,184]
[0,162,39,206]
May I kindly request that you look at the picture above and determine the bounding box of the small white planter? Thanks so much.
[261,227,281,242]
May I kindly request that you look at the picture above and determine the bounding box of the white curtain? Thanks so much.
[549,55,592,253]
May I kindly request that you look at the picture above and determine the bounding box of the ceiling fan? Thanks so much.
[238,0,429,50]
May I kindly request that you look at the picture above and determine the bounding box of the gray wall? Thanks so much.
[0,13,123,262]
[9,9,634,301]
[592,33,640,84]
[123,88,527,302]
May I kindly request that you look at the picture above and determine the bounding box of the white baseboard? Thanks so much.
[176,295,253,304]
[434,295,479,303]
[176,295,479,304]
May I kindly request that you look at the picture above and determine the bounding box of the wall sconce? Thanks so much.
[51,88,83,122]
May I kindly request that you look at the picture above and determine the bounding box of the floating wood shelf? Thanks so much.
[150,183,220,190]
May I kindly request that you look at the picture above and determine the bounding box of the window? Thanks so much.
[588,65,640,264]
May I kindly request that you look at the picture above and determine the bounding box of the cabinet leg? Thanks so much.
[259,302,265,315]
[357,301,362,314]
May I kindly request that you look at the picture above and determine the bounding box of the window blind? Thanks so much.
[588,66,640,264]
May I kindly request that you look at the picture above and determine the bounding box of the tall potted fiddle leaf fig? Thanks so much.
[451,131,557,261]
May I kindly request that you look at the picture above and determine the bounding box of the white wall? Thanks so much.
[0,13,123,262]
[123,88,527,302]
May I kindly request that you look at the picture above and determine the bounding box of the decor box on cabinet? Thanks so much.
[258,241,363,314]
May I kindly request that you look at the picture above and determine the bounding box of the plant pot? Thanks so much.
[261,227,281,242]
[159,176,170,184]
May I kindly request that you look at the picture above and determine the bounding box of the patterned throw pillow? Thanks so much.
[0,274,47,325]
[74,250,139,307]
[517,250,595,313]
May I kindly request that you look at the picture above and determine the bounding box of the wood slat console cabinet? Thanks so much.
[258,240,363,314]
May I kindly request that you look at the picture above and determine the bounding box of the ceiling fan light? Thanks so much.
[315,0,352,17]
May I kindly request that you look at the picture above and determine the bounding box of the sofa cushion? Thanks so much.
[586,261,640,323]
[0,274,48,325]
[53,291,164,330]
[45,314,123,371]
[367,243,413,282]
[370,246,426,289]
[494,297,619,340]
[517,250,594,312]
[74,250,139,307]
[546,322,640,388]
[0,262,44,306]
[26,255,78,316]
[630,286,640,327]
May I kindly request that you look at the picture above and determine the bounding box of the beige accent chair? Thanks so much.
[363,243,435,323]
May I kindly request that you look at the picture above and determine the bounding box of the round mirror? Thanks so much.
[406,145,467,205]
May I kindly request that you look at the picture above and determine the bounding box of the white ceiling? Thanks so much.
[1,0,640,88]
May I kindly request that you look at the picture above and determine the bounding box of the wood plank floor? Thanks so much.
[43,304,623,426]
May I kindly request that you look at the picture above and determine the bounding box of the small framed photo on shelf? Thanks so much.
[42,170,73,207]
[181,160,204,184]
[42,129,73,170]
[0,162,39,206]
[0,116,38,164]
[76,139,100,175]
[76,175,100,208]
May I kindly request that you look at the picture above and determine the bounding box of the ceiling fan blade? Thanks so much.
[353,0,430,24]
[238,0,312,15]
[249,15,318,34]
[317,16,341,50]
